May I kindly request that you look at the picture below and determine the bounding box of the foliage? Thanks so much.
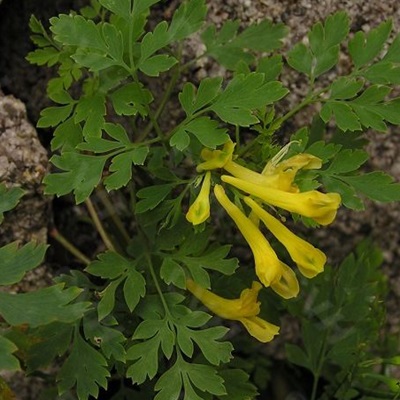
[1,1,400,399]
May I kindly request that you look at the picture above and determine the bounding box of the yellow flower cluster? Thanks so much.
[185,140,341,342]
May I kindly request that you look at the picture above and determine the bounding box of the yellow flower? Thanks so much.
[213,185,300,298]
[196,140,235,172]
[244,197,326,278]
[221,175,341,226]
[186,279,280,343]
[186,172,212,225]
[223,152,322,194]
[262,153,323,193]
[213,184,282,286]
[270,262,300,299]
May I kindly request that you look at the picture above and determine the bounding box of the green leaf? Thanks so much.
[123,268,146,312]
[26,323,73,372]
[0,336,20,371]
[160,257,186,289]
[98,0,131,19]
[104,147,149,191]
[140,21,170,61]
[135,184,173,214]
[322,175,364,210]
[51,117,83,152]
[155,359,226,400]
[341,172,400,202]
[179,77,223,117]
[83,314,127,362]
[44,152,107,203]
[349,20,392,68]
[186,117,229,147]
[178,245,238,288]
[104,123,130,144]
[77,137,126,153]
[325,149,368,174]
[169,127,190,151]
[362,61,400,85]
[86,251,129,279]
[0,284,90,327]
[50,14,106,50]
[133,0,161,16]
[211,73,288,126]
[170,117,229,150]
[256,55,283,81]
[102,23,124,61]
[285,343,311,370]
[287,43,313,76]
[168,0,207,41]
[74,93,106,137]
[37,104,74,128]
[26,47,60,66]
[184,362,226,397]
[176,324,232,365]
[0,184,24,224]
[72,50,117,71]
[153,360,182,400]
[139,54,177,76]
[111,82,153,116]
[288,12,349,78]
[127,319,175,384]
[308,12,349,77]
[0,241,48,286]
[232,20,287,53]
[218,369,258,400]
[98,279,122,321]
[202,19,286,70]
[320,102,361,131]
[330,77,364,100]
[58,333,110,400]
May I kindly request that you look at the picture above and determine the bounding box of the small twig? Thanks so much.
[49,228,91,266]
[96,186,131,244]
[85,198,116,252]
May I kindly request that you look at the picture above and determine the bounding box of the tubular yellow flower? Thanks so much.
[186,279,280,343]
[244,197,326,278]
[186,172,211,225]
[270,262,300,299]
[221,175,341,226]
[223,153,322,194]
[196,140,235,172]
[262,153,323,193]
[213,185,282,286]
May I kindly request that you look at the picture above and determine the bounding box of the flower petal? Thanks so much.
[244,197,326,278]
[270,262,300,299]
[222,175,341,225]
[214,185,282,286]
[238,316,280,343]
[196,140,235,172]
[186,172,211,225]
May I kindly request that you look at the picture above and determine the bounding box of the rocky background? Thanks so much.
[0,0,399,399]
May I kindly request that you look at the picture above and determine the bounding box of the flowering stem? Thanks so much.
[85,198,116,252]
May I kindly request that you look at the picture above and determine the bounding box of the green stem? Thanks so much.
[237,89,326,158]
[49,228,91,265]
[96,186,131,244]
[138,47,183,142]
[310,329,330,400]
[145,252,171,318]
[85,198,116,252]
